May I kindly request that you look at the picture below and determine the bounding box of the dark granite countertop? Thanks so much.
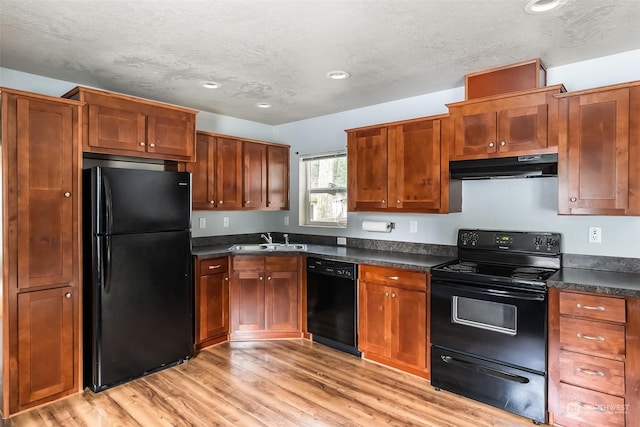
[191,244,454,272]
[548,268,640,298]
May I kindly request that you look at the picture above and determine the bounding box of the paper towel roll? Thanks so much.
[362,220,393,233]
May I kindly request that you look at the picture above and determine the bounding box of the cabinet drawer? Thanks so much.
[560,317,625,359]
[560,291,626,323]
[556,382,625,427]
[559,350,625,396]
[360,265,426,291]
[265,256,298,272]
[200,257,228,276]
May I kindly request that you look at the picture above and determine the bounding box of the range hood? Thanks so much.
[450,154,558,180]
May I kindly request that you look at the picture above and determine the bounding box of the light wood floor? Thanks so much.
[7,340,545,426]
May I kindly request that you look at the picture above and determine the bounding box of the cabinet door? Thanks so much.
[147,108,195,159]
[86,96,146,153]
[390,287,426,370]
[242,141,267,209]
[187,132,216,209]
[216,137,244,209]
[16,97,75,290]
[358,282,389,357]
[560,89,631,214]
[390,120,441,212]
[265,271,298,331]
[197,270,229,344]
[266,145,289,209]
[347,127,389,211]
[230,270,265,332]
[17,287,74,407]
[497,104,548,153]
[454,110,497,156]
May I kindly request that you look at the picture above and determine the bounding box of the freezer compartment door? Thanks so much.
[87,167,191,235]
[90,230,193,391]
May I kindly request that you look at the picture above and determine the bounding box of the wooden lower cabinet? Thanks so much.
[548,288,640,427]
[230,256,301,340]
[194,257,230,350]
[358,265,429,378]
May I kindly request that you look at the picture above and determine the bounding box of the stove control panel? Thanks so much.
[458,229,561,254]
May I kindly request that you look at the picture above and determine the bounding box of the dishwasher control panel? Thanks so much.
[307,257,357,279]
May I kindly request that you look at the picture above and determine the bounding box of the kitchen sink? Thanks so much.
[229,243,307,252]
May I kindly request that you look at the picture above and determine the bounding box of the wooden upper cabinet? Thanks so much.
[347,115,457,213]
[15,96,76,290]
[187,132,242,210]
[64,86,197,162]
[447,85,564,160]
[557,81,640,215]
[266,144,289,209]
[182,132,288,211]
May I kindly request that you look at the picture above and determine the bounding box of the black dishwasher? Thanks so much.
[306,257,360,356]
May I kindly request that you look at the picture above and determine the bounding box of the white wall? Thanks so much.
[272,49,640,258]
[3,50,640,256]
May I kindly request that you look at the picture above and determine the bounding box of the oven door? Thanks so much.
[430,278,547,373]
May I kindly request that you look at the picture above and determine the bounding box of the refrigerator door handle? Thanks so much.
[104,235,113,294]
[103,173,114,234]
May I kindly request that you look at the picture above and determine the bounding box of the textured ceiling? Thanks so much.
[1,0,640,125]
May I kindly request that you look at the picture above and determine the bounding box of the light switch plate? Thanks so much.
[410,221,418,233]
[198,217,206,229]
[223,217,229,227]
[284,215,290,226]
[337,237,347,246]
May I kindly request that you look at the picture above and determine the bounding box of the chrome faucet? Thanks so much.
[283,233,289,245]
[260,232,273,244]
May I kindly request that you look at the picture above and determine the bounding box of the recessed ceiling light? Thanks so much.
[326,70,351,80]
[255,102,271,109]
[524,0,568,14]
[202,81,221,89]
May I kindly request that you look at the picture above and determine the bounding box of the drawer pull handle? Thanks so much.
[576,303,605,311]
[577,333,605,342]
[208,265,222,270]
[384,275,399,280]
[576,367,605,377]
[576,402,605,412]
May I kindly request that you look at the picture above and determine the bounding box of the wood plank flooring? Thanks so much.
[7,340,545,426]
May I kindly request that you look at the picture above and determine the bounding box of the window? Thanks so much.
[300,152,347,227]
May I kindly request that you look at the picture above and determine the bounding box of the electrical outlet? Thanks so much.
[410,220,418,233]
[337,237,347,246]
[223,217,229,227]
[589,226,602,243]
[284,215,290,226]
[198,217,206,229]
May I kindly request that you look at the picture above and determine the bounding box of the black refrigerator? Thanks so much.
[83,166,194,392]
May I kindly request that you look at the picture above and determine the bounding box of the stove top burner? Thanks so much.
[432,260,558,289]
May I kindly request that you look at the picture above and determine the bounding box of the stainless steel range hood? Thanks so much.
[449,154,558,180]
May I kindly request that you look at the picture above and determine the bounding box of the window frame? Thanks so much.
[299,151,347,228]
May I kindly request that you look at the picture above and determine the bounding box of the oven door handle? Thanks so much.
[436,281,546,301]
[440,355,530,384]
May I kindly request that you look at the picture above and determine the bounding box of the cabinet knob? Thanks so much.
[209,200,215,205]
[396,199,401,204]
[245,200,251,205]
[570,197,577,202]
[384,291,389,297]
[139,141,146,146]
[500,141,506,146]
[149,143,156,148]
[381,199,386,204]
[219,200,223,204]
[391,292,396,298]
[65,292,72,299]
[224,276,229,281]
[64,192,71,198]
[259,276,264,281]
[267,276,272,281]
[488,142,495,147]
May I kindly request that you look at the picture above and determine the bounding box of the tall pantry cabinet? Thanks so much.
[1,88,83,416]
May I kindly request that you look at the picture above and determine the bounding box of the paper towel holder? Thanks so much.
[361,220,395,233]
